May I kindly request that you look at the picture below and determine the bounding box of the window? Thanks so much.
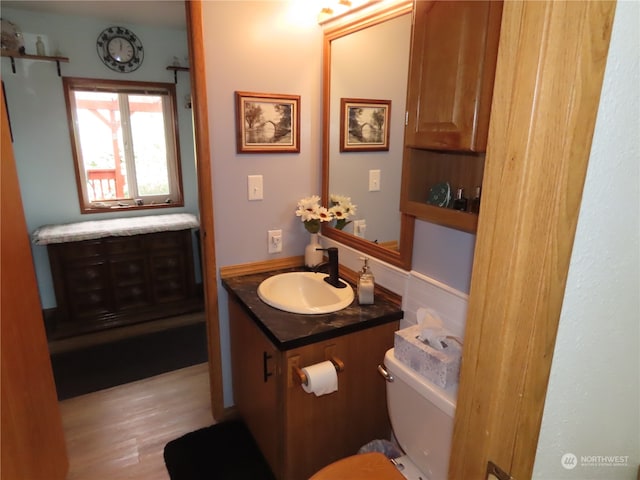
[63,77,183,213]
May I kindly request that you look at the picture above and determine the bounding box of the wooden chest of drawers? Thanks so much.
[47,229,201,339]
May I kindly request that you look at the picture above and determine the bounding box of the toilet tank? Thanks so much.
[384,348,457,480]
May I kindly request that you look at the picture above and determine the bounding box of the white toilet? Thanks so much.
[383,347,457,479]
[312,347,457,480]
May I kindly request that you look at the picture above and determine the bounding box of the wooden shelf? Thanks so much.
[403,200,478,233]
[1,51,70,76]
[166,65,190,83]
[400,147,484,233]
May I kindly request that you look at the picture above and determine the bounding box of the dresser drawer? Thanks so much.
[50,240,103,261]
[104,236,144,255]
[145,231,185,251]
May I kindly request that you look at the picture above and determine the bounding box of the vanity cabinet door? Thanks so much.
[405,0,502,152]
[228,298,282,477]
[283,321,398,480]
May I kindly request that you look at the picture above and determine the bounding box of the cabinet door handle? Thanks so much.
[263,351,273,382]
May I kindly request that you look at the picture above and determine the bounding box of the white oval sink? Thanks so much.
[257,272,354,314]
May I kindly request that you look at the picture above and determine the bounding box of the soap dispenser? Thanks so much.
[357,257,375,305]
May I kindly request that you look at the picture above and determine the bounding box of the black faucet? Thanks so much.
[314,247,347,288]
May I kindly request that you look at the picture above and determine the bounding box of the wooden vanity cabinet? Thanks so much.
[400,0,502,232]
[229,297,398,480]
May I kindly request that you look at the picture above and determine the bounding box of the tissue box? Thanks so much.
[393,325,461,388]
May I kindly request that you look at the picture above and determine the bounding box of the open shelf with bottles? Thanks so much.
[1,51,70,76]
[400,147,484,233]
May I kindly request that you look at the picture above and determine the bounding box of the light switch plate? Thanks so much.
[369,169,381,191]
[248,175,263,200]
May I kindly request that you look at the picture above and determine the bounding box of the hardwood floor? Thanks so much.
[60,363,213,480]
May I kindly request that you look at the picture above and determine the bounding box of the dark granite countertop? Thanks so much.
[222,267,403,351]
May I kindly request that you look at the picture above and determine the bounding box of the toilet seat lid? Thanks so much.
[310,452,406,480]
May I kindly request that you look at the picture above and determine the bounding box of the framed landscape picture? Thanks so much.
[340,98,391,152]
[235,91,300,153]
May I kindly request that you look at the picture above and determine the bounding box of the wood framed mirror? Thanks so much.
[321,1,415,270]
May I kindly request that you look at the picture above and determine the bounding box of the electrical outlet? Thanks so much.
[268,229,282,253]
[353,219,366,238]
[369,169,381,191]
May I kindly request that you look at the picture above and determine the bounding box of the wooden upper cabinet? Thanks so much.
[405,0,503,152]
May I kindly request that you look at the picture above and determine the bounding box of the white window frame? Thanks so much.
[63,77,184,214]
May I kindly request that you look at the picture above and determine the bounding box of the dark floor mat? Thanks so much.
[51,321,208,400]
[164,420,276,480]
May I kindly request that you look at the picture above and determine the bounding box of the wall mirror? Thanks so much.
[321,1,415,270]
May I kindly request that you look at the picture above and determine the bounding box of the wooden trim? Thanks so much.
[449,1,616,478]
[220,256,304,279]
[61,77,185,213]
[186,1,226,421]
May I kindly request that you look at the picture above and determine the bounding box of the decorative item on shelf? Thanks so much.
[35,36,45,56]
[329,194,357,230]
[469,185,481,214]
[452,187,468,212]
[172,55,181,67]
[426,181,451,208]
[1,18,25,54]
[296,195,332,267]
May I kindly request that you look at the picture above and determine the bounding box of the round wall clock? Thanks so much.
[96,26,143,73]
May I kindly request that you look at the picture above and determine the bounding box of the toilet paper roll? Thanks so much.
[301,360,338,397]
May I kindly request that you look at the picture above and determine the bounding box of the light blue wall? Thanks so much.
[1,8,197,309]
[411,220,476,293]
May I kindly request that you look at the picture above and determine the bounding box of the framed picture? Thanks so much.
[340,98,391,152]
[235,91,300,153]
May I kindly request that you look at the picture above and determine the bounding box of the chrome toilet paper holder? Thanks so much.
[293,356,345,386]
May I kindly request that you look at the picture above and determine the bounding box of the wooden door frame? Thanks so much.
[449,1,616,479]
[185,0,617,470]
[185,1,226,421]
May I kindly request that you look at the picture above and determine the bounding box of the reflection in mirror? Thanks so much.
[322,2,415,270]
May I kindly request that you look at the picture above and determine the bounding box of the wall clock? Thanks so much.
[96,26,143,73]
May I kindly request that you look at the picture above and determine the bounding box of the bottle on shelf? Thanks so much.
[36,36,45,56]
[469,185,482,214]
[452,187,468,211]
